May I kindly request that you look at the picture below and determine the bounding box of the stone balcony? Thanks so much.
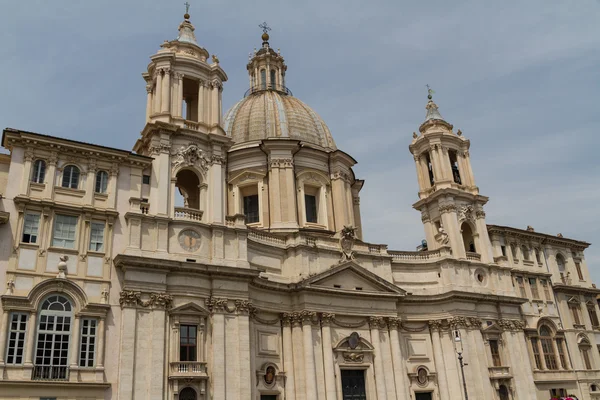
[488,366,511,379]
[174,207,203,221]
[169,361,208,380]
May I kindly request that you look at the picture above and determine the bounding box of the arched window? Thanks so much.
[579,337,593,370]
[448,150,461,184]
[95,171,109,193]
[270,69,277,88]
[61,165,80,189]
[539,325,558,370]
[461,222,476,253]
[426,152,434,186]
[498,385,509,400]
[260,69,266,90]
[32,159,46,183]
[179,387,197,400]
[33,295,73,380]
[175,170,201,210]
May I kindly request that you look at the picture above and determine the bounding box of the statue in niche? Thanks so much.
[264,366,275,385]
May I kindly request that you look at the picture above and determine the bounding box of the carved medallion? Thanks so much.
[264,366,276,385]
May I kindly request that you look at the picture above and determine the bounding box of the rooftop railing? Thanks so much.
[244,84,293,97]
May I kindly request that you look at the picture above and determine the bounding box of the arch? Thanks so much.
[577,333,591,345]
[498,384,509,400]
[296,169,331,186]
[334,334,375,351]
[270,69,277,88]
[175,168,202,209]
[32,159,46,183]
[461,222,476,253]
[61,165,81,189]
[536,318,559,332]
[95,170,109,193]
[179,387,197,400]
[27,278,88,313]
[260,69,267,90]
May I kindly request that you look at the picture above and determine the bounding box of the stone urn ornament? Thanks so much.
[57,255,68,279]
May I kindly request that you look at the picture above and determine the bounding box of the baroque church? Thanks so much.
[0,10,599,400]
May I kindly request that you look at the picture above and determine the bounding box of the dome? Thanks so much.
[224,90,337,150]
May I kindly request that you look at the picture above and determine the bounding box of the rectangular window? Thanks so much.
[582,348,592,370]
[142,174,151,185]
[589,306,600,327]
[489,339,501,367]
[305,194,318,223]
[516,277,526,298]
[531,338,542,369]
[575,262,584,280]
[511,245,517,259]
[89,221,105,252]
[341,369,367,400]
[6,313,28,365]
[570,304,582,325]
[179,325,197,362]
[528,278,540,299]
[243,194,259,224]
[500,245,506,257]
[550,389,567,398]
[51,214,78,249]
[541,338,558,370]
[22,213,40,244]
[79,318,97,367]
[541,280,551,301]
[556,338,567,369]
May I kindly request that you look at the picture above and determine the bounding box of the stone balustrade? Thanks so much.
[174,207,203,221]
[466,252,481,261]
[169,361,208,377]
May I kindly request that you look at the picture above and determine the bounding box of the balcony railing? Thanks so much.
[466,252,481,261]
[32,365,69,381]
[174,207,203,222]
[169,361,208,378]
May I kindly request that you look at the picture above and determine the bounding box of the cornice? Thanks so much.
[13,196,119,218]
[551,284,600,295]
[486,224,590,249]
[403,290,527,305]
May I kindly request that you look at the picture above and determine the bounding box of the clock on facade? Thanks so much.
[178,229,201,252]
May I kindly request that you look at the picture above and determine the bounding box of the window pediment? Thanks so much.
[169,302,210,317]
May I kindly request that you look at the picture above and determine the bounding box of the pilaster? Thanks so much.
[281,314,297,400]
[301,311,318,400]
[369,316,387,400]
[320,313,337,400]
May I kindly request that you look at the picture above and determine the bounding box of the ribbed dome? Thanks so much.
[224,91,337,150]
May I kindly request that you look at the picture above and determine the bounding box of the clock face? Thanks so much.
[178,229,201,252]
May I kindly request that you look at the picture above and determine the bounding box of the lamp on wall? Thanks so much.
[454,330,469,400]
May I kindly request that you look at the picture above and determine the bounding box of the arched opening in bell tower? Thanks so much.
[182,78,200,122]
[461,222,476,253]
[448,150,461,184]
[175,169,200,209]
[425,152,434,186]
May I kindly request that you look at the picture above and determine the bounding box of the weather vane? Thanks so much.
[184,2,190,14]
[426,84,435,99]
[259,22,271,34]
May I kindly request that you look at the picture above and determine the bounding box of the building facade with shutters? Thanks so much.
[0,11,599,400]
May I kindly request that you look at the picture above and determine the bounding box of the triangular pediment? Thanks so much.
[298,262,406,296]
[169,301,209,316]
[482,322,503,333]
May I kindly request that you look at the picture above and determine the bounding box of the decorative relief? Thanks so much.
[497,319,525,331]
[343,352,364,363]
[353,196,360,205]
[368,316,385,329]
[458,205,475,223]
[149,143,171,155]
[475,210,486,219]
[300,310,317,324]
[269,158,293,169]
[119,290,173,309]
[428,320,443,331]
[321,312,335,325]
[331,170,352,183]
[211,154,226,165]
[449,316,482,329]
[420,210,430,223]
[234,299,253,314]
[439,204,457,214]
[339,225,357,263]
[388,317,401,329]
[205,296,229,313]
[24,148,34,162]
[172,143,210,172]
[5,279,15,295]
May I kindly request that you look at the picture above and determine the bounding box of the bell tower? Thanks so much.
[142,8,227,134]
[409,90,493,262]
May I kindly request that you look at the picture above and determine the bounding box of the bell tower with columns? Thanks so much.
[142,8,228,134]
[409,90,494,263]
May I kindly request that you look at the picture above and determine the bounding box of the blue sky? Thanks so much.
[1,1,599,280]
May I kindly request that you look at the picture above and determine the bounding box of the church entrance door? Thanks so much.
[341,369,367,400]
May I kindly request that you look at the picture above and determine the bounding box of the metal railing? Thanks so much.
[32,365,69,381]
[244,83,293,97]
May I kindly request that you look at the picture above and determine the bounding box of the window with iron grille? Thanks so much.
[79,318,97,367]
[6,313,28,365]
[179,325,197,361]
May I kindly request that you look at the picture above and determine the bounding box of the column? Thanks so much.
[458,153,471,186]
[430,146,444,182]
[118,306,137,400]
[145,84,153,121]
[0,311,9,364]
[176,74,183,117]
[212,312,226,399]
[238,310,252,398]
[321,313,336,400]
[464,151,476,186]
[282,314,297,400]
[154,71,163,113]
[419,155,431,188]
[161,68,171,113]
[20,149,34,194]
[69,316,82,371]
[42,152,57,199]
[380,327,398,398]
[389,318,411,399]
[24,311,37,366]
[369,317,387,400]
[292,314,306,400]
[413,155,426,191]
[96,317,105,367]
[108,164,118,209]
[197,80,204,123]
[475,210,493,263]
[157,150,170,216]
[302,311,318,400]
[83,161,96,206]
[429,321,450,399]
[209,147,224,224]
[212,82,220,125]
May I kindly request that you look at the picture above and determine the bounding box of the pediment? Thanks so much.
[482,322,503,334]
[169,301,209,316]
[298,262,406,296]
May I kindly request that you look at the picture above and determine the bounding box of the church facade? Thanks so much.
[0,12,599,400]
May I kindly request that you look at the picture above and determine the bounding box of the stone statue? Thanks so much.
[437,227,449,245]
[339,225,357,262]
[57,255,68,279]
[5,279,14,295]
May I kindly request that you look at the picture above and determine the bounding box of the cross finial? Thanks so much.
[184,2,191,18]
[426,84,435,100]
[259,22,271,34]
